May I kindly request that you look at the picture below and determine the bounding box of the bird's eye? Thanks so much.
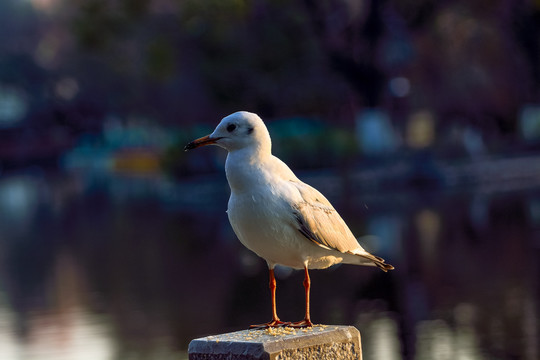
[227,124,236,132]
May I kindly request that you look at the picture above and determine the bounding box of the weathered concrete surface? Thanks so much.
[188,325,362,360]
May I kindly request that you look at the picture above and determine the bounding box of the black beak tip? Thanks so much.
[184,142,194,151]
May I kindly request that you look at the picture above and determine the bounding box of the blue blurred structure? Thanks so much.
[355,109,399,155]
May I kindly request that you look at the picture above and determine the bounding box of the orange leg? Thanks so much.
[290,265,314,328]
[250,268,290,329]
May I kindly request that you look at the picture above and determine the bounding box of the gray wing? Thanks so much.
[289,180,364,254]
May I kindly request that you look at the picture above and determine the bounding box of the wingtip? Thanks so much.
[371,254,394,272]
[356,253,395,272]
[378,263,395,272]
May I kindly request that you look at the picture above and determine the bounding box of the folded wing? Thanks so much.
[289,180,394,272]
[290,180,363,253]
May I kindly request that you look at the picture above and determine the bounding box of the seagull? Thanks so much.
[185,111,394,328]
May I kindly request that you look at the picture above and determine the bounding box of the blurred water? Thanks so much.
[0,169,538,360]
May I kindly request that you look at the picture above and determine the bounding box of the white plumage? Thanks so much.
[185,111,393,328]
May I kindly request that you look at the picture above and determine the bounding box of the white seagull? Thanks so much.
[185,111,393,328]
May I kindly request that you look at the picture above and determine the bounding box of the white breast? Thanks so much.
[227,188,299,267]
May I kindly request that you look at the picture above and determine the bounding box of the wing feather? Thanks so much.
[289,180,364,253]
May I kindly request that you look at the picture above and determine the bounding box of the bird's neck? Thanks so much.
[225,147,272,193]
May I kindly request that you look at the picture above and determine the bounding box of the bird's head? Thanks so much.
[184,111,271,153]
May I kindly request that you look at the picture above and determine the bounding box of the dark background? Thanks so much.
[0,0,539,359]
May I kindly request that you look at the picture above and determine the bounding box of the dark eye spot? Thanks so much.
[227,124,236,132]
[247,127,254,135]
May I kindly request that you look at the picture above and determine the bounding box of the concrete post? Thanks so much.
[188,325,362,360]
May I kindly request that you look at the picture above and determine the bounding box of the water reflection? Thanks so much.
[0,170,538,359]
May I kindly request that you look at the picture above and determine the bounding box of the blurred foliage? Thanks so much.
[53,0,349,123]
[146,38,176,80]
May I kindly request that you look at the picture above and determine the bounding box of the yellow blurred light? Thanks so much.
[406,110,435,149]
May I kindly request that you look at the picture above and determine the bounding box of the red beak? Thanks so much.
[184,135,221,151]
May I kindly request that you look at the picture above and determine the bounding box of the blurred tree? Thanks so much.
[510,0,540,96]
[410,1,534,141]
[303,0,387,107]
[177,0,349,118]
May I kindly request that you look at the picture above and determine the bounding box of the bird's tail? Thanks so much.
[358,252,395,272]
[352,236,394,272]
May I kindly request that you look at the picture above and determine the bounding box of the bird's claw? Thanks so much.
[289,319,313,328]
